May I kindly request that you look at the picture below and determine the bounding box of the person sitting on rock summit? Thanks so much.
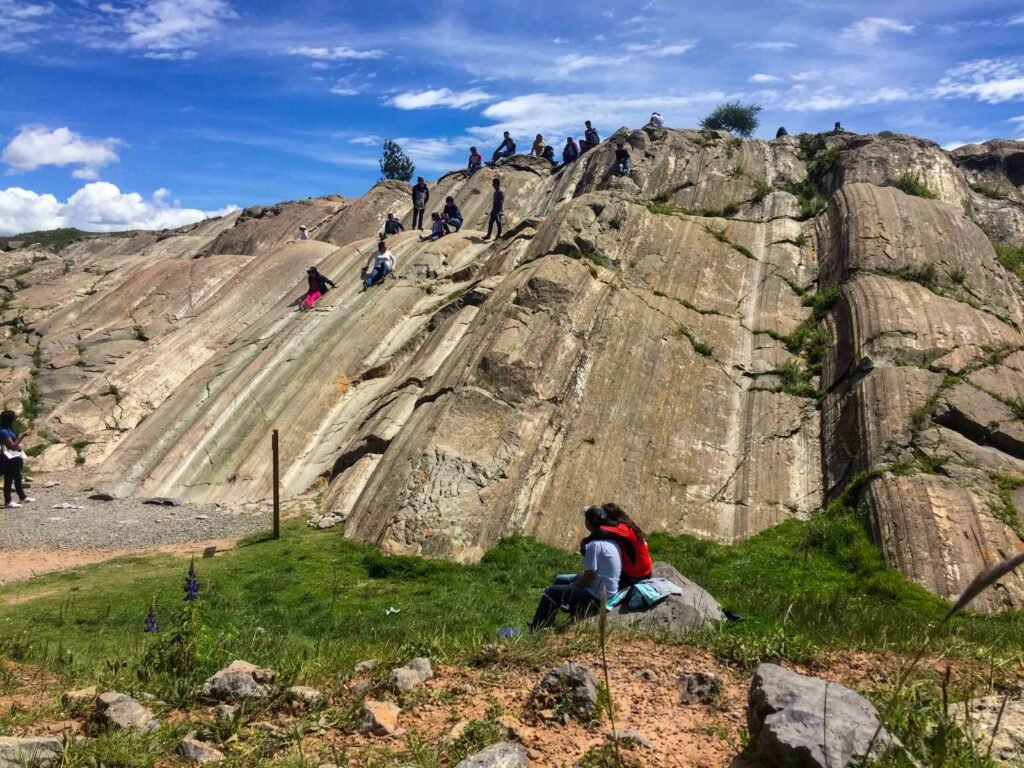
[411,177,430,231]
[489,132,516,164]
[442,196,463,233]
[581,120,600,153]
[579,503,652,588]
[466,146,483,176]
[649,112,664,128]
[541,144,557,165]
[300,266,335,309]
[528,504,622,631]
[421,212,446,241]
[563,136,580,164]
[614,142,631,175]
[363,240,396,290]
[531,134,546,157]
[482,177,504,241]
[383,212,404,237]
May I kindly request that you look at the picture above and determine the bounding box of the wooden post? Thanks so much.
[272,429,280,540]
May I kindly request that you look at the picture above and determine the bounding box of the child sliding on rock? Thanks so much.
[300,266,335,310]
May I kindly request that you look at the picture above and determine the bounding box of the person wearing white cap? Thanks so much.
[298,225,309,241]
[649,112,664,128]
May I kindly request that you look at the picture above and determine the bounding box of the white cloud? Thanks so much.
[934,58,1024,103]
[750,73,781,83]
[1010,116,1024,125]
[286,44,383,61]
[349,135,381,146]
[744,41,796,50]
[388,88,491,110]
[99,0,236,56]
[624,40,697,56]
[840,17,914,44]
[790,71,819,82]
[786,86,912,111]
[1008,15,1024,26]
[2,125,121,178]
[0,181,237,235]
[552,37,566,44]
[552,54,630,76]
[0,0,55,51]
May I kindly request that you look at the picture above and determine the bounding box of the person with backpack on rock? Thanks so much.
[0,410,33,510]
[563,136,580,164]
[383,212,404,237]
[442,196,463,233]
[528,504,622,630]
[411,177,430,230]
[541,144,557,165]
[421,212,446,241]
[489,132,516,164]
[466,146,483,176]
[579,502,652,588]
[300,266,336,310]
[614,142,631,175]
[482,177,504,241]
[363,239,396,290]
[581,121,600,153]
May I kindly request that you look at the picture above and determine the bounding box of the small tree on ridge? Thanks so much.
[700,102,762,138]
[379,139,415,181]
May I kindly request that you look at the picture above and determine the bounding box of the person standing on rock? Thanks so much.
[363,240,396,289]
[529,505,621,630]
[0,410,33,509]
[383,212,404,237]
[442,196,463,233]
[581,121,600,153]
[411,177,430,230]
[614,142,631,175]
[482,177,504,241]
[563,136,580,164]
[466,146,483,176]
[489,132,516,165]
[298,225,309,240]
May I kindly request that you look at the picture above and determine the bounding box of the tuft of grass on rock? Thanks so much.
[893,172,937,199]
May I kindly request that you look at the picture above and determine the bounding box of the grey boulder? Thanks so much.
[388,657,433,692]
[0,737,63,768]
[453,742,528,768]
[202,660,276,702]
[606,562,724,635]
[177,738,224,764]
[533,663,601,721]
[94,691,159,733]
[747,664,892,768]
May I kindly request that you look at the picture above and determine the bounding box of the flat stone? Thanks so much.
[532,663,601,721]
[143,497,182,506]
[359,700,399,736]
[952,692,1024,764]
[202,660,276,702]
[387,657,433,692]
[177,738,224,765]
[287,685,323,707]
[62,685,96,709]
[94,691,159,733]
[453,742,529,768]
[606,730,653,748]
[678,672,722,705]
[88,493,115,501]
[0,737,64,768]
[353,659,378,675]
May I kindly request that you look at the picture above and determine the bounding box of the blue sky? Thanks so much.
[1,0,1023,234]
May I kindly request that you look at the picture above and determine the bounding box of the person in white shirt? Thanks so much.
[298,225,309,240]
[363,240,396,290]
[529,505,622,630]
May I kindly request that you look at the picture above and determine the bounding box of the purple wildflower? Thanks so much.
[144,605,159,632]
[183,558,200,602]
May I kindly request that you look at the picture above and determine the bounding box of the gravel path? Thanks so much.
[0,484,267,551]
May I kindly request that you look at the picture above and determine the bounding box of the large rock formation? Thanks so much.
[2,128,1022,610]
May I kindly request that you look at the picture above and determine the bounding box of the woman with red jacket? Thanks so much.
[579,502,653,588]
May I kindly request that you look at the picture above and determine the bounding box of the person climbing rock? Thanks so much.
[531,134,546,157]
[489,132,516,164]
[363,240,396,289]
[528,505,622,630]
[581,120,600,153]
[482,177,504,241]
[442,196,463,233]
[776,126,788,138]
[300,266,336,309]
[411,177,430,230]
[579,503,652,588]
[383,212,404,236]
[0,410,34,510]
[421,212,446,241]
[649,112,664,128]
[614,142,631,175]
[563,136,580,164]
[298,225,309,240]
[466,146,483,176]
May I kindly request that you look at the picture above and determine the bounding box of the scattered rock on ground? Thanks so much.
[143,497,181,506]
[87,493,115,501]
[606,730,653,748]
[606,562,724,635]
[287,685,323,707]
[388,657,433,692]
[453,741,528,768]
[62,685,97,710]
[678,672,722,705]
[353,659,377,675]
[202,660,276,702]
[0,736,64,768]
[94,691,159,733]
[214,704,238,723]
[177,738,224,764]
[747,663,892,768]
[952,692,1024,764]
[532,663,601,721]
[360,700,400,736]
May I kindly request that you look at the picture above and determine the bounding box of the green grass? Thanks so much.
[969,182,1009,201]
[675,324,714,357]
[893,172,937,199]
[993,241,1024,284]
[0,228,94,252]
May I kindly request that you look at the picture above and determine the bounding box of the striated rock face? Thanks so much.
[3,131,1023,610]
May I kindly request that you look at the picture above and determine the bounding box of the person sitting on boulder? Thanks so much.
[775,126,788,138]
[442,196,463,233]
[529,505,622,630]
[300,266,336,309]
[466,146,483,176]
[298,225,309,240]
[614,142,631,175]
[833,121,843,134]
[490,132,516,164]
[541,144,557,165]
[531,134,546,157]
[482,177,504,241]
[579,503,652,588]
[421,212,446,241]
[363,240,396,290]
[411,177,430,230]
[563,136,580,164]
[649,112,664,128]
[383,212,404,236]
[581,120,600,153]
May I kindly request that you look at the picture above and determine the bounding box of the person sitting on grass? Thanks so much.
[528,505,621,631]
[363,240,396,290]
[614,141,631,175]
[442,196,463,233]
[421,211,446,241]
[0,409,33,510]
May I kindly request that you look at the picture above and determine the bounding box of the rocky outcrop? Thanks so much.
[606,562,724,634]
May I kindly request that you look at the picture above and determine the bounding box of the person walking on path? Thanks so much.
[482,177,504,241]
[442,196,463,233]
[411,176,430,230]
[0,410,33,509]
[383,212,404,236]
[300,266,336,309]
[363,240,397,289]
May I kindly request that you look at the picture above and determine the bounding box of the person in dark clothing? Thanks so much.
[541,144,556,164]
[833,121,843,134]
[563,136,580,164]
[614,142,631,175]
[581,121,600,153]
[0,410,33,509]
[776,126,788,138]
[301,266,336,310]
[383,212,404,236]
[579,502,652,588]
[442,196,463,233]
[482,177,504,240]
[411,177,430,230]
[490,132,516,164]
